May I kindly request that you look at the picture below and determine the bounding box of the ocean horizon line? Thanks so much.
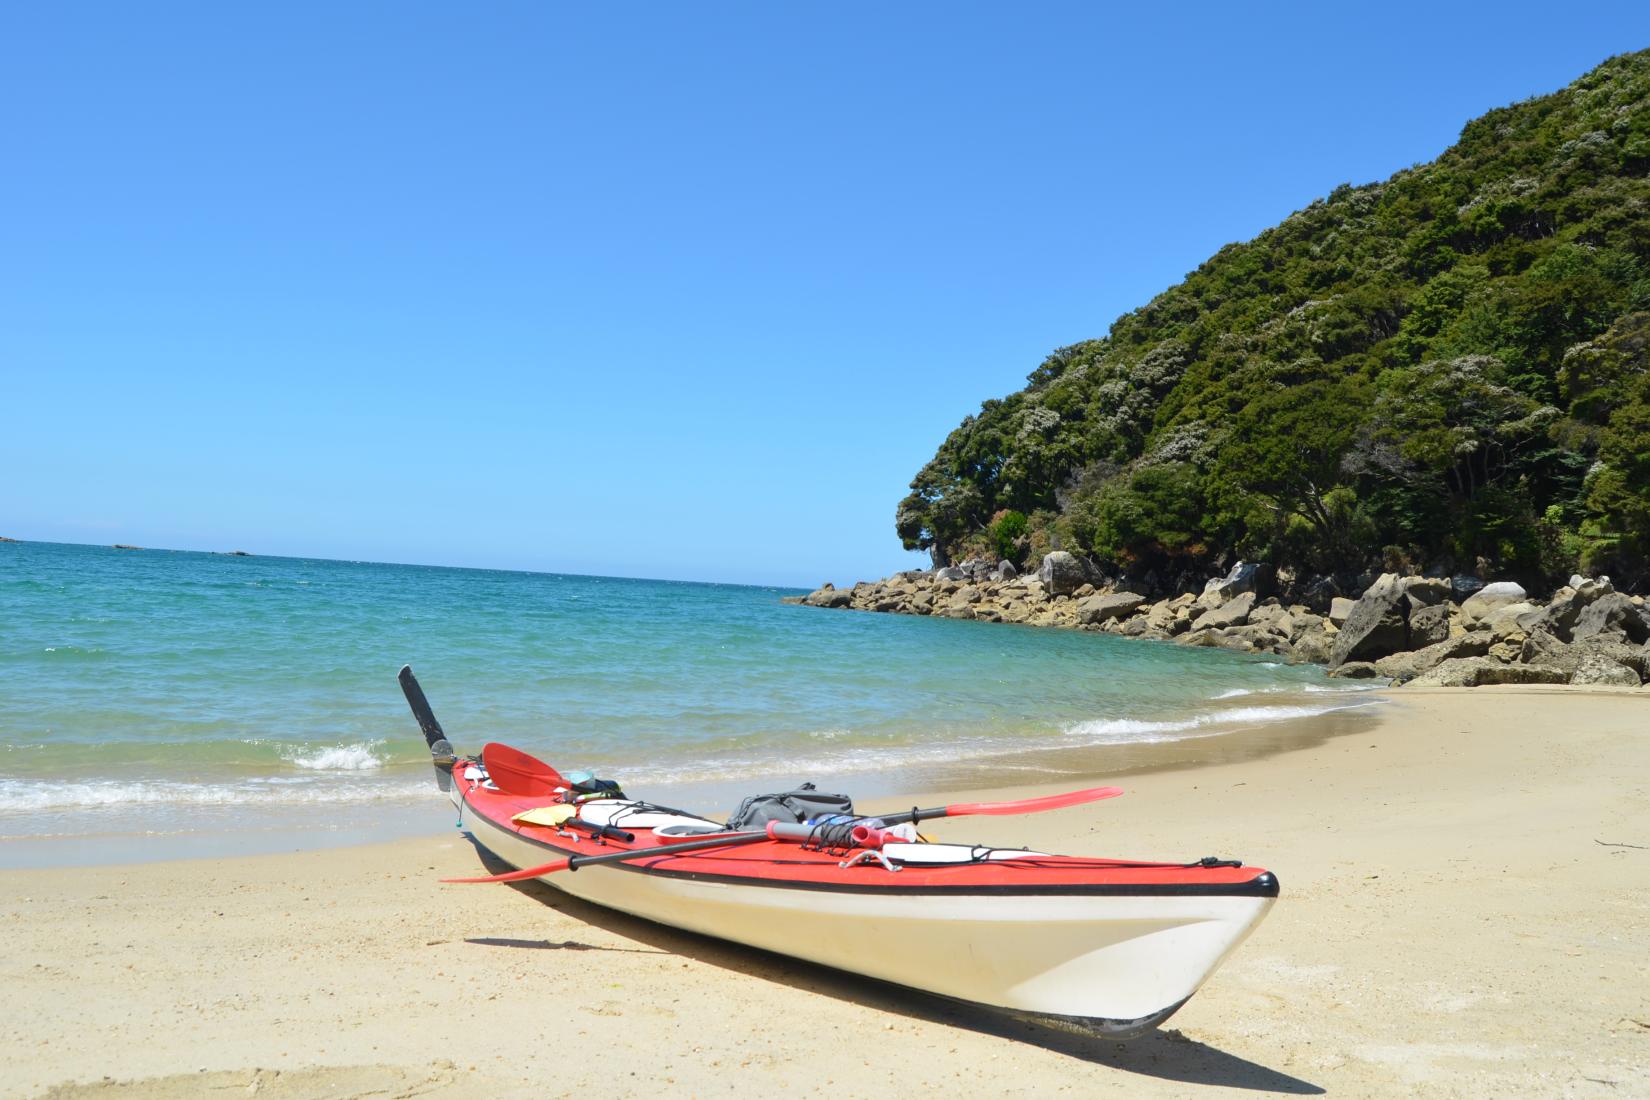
[0,536,816,593]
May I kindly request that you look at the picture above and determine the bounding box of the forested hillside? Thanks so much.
[897,50,1650,590]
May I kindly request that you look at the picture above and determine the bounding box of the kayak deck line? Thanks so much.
[459,783,1281,898]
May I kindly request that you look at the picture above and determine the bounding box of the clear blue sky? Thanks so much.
[3,4,1646,587]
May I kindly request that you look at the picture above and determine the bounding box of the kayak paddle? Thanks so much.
[443,785,1124,884]
[399,665,459,792]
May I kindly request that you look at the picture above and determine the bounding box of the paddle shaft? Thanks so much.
[443,825,799,883]
[877,786,1124,828]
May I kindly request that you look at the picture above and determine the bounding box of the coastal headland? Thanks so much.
[790,551,1650,690]
[6,688,1646,1098]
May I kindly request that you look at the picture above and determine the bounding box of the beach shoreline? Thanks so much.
[6,686,1647,1098]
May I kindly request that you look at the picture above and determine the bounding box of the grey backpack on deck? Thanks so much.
[726,782,854,830]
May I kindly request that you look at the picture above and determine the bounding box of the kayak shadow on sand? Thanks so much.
[460,841,1323,1095]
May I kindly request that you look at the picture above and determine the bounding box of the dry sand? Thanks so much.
[3,687,1647,1098]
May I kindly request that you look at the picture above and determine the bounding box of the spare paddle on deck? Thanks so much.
[879,785,1124,827]
[443,785,1124,884]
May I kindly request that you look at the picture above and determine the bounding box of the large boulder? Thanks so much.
[1531,578,1615,641]
[1520,631,1650,682]
[1191,591,1257,632]
[1401,576,1453,607]
[1202,561,1277,603]
[1328,597,1358,626]
[1373,633,1493,683]
[1291,629,1333,664]
[1482,601,1542,638]
[1077,591,1148,625]
[1329,573,1410,668]
[991,559,1018,582]
[1407,602,1453,648]
[1407,657,1569,688]
[1297,575,1341,613]
[1571,593,1650,645]
[1037,552,1090,598]
[932,566,967,583]
[1571,654,1642,687]
[1460,581,1529,629]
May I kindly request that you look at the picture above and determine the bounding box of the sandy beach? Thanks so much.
[5,687,1647,1099]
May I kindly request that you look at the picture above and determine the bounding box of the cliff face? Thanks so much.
[898,50,1650,592]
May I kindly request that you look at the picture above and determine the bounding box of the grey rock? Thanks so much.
[1328,661,1383,679]
[1077,591,1148,625]
[1291,630,1333,664]
[821,589,855,609]
[1299,575,1340,613]
[932,566,967,583]
[1117,616,1152,637]
[1288,612,1326,643]
[1037,552,1090,598]
[1407,657,1569,688]
[1328,597,1357,627]
[1483,601,1541,639]
[1401,577,1453,607]
[1460,582,1529,629]
[1191,591,1257,632]
[1520,632,1649,680]
[1570,654,1641,687]
[1373,634,1492,682]
[1571,593,1650,645]
[1329,573,1409,668]
[1407,602,1453,649]
[1534,579,1615,641]
[992,560,1018,582]
[1203,560,1278,603]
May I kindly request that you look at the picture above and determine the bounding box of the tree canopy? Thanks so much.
[897,50,1650,588]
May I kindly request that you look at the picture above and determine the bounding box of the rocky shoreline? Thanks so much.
[785,553,1650,689]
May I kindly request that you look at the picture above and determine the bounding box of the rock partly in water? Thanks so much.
[1328,661,1383,679]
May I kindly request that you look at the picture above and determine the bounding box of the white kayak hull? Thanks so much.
[452,787,1274,1035]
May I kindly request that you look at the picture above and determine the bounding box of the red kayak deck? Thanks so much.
[458,781,1278,898]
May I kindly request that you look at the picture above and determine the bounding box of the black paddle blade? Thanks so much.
[399,665,456,792]
[398,665,447,750]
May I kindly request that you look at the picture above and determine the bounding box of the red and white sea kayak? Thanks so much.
[400,667,1277,1039]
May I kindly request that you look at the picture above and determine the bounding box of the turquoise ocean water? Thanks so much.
[0,542,1379,864]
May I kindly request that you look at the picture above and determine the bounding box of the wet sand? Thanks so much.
[4,687,1647,1098]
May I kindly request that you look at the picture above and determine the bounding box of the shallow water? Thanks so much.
[0,541,1381,863]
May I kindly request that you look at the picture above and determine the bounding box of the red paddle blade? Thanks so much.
[947,786,1123,817]
[481,742,567,797]
[442,857,569,884]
